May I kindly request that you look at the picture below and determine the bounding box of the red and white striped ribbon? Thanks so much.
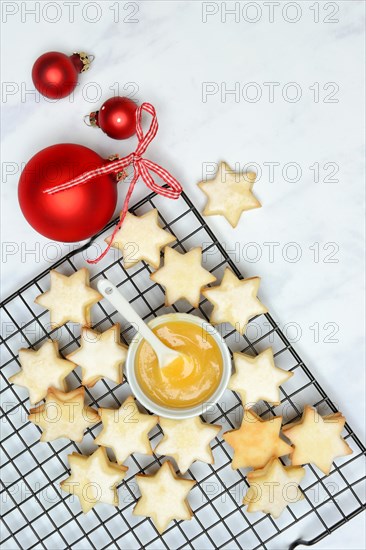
[44,102,183,263]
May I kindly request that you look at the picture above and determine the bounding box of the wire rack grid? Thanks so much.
[1,189,365,550]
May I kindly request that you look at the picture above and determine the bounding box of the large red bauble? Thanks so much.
[18,144,117,242]
[32,52,83,99]
[93,96,137,140]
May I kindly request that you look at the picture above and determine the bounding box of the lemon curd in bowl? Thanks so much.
[126,313,231,419]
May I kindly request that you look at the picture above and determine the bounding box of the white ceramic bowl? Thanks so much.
[125,312,232,419]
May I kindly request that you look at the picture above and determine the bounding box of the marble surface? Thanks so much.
[1,1,365,548]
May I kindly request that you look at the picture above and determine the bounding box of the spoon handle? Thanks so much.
[97,278,164,352]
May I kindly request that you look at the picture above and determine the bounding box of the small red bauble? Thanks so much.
[32,51,92,99]
[87,96,137,139]
[18,144,117,242]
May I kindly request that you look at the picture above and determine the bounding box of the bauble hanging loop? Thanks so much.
[32,51,94,99]
[85,96,137,140]
[70,51,94,73]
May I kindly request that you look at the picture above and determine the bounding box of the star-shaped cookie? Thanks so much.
[150,246,216,307]
[229,348,293,409]
[243,457,305,518]
[282,406,352,475]
[66,324,127,387]
[155,417,221,474]
[60,447,128,513]
[223,409,291,469]
[202,268,267,334]
[9,339,75,405]
[94,396,158,464]
[35,268,101,328]
[198,161,261,227]
[28,387,99,443]
[105,209,175,269]
[134,461,196,534]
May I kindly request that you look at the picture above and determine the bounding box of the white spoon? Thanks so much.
[97,278,186,369]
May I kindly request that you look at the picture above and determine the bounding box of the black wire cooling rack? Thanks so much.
[1,189,365,550]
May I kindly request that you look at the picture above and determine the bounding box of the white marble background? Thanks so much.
[1,1,365,548]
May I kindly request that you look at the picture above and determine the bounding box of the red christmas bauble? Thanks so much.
[32,51,91,99]
[18,144,117,242]
[89,96,137,140]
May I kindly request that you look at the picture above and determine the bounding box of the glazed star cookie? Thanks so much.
[105,209,175,269]
[155,417,221,474]
[283,406,352,475]
[134,461,196,534]
[28,387,99,443]
[150,246,216,307]
[60,447,128,513]
[223,409,291,469]
[243,457,305,518]
[94,396,158,464]
[198,161,261,227]
[9,340,75,405]
[66,324,127,387]
[202,268,267,334]
[35,268,102,328]
[229,348,293,409]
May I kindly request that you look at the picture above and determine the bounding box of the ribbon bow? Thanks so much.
[45,102,183,263]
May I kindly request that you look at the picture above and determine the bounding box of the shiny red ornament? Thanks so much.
[18,144,117,242]
[87,96,137,139]
[32,51,92,99]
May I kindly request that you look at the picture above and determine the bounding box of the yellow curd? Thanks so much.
[135,320,223,408]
